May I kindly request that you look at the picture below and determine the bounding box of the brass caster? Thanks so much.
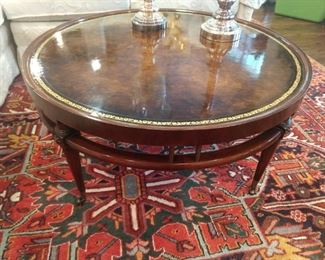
[76,196,86,206]
[249,189,257,195]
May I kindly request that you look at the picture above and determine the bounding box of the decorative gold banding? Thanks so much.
[31,15,302,127]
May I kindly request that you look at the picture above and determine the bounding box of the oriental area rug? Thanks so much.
[0,59,324,259]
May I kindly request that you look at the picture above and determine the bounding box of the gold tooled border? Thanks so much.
[31,18,302,127]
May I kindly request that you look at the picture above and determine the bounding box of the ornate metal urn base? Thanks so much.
[132,0,167,31]
[201,0,241,42]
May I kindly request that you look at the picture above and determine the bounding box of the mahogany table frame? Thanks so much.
[21,9,312,205]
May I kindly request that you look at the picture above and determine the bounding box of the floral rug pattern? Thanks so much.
[0,59,324,259]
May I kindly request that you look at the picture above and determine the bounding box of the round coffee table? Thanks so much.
[22,10,311,204]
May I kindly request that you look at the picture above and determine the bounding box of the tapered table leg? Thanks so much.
[54,122,86,205]
[62,144,86,205]
[249,118,292,194]
[249,138,282,195]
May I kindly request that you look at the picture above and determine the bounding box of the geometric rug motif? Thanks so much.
[0,58,324,259]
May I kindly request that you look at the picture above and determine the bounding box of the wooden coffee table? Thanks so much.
[21,10,311,204]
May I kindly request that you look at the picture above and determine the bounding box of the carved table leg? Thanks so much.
[54,122,86,205]
[249,118,292,195]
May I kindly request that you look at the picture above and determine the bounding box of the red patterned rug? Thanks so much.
[0,59,324,259]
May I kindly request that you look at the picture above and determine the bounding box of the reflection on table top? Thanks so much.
[28,11,302,126]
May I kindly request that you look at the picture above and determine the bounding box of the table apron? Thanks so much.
[64,126,284,170]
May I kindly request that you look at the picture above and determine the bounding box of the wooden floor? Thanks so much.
[254,4,325,65]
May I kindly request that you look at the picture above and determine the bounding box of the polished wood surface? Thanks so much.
[25,11,308,127]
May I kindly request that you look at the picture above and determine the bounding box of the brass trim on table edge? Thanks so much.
[30,14,302,127]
